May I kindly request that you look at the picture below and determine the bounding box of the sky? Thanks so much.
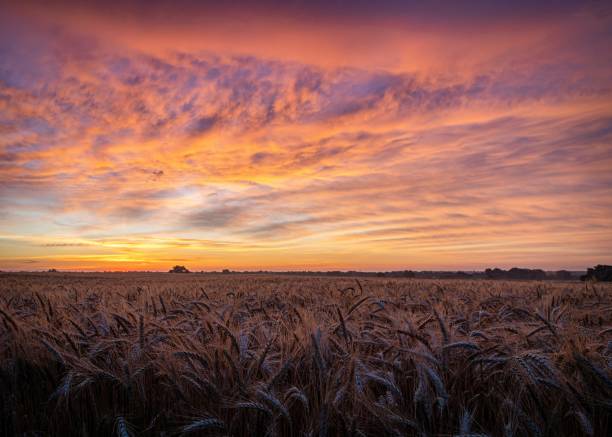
[1,0,611,271]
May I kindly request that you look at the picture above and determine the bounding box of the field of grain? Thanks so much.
[0,273,610,436]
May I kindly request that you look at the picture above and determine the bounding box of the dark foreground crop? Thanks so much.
[1,273,610,436]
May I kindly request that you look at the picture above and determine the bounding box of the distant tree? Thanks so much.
[48,268,58,273]
[485,268,504,279]
[485,267,546,280]
[222,269,231,274]
[507,267,546,280]
[169,265,190,273]
[581,265,612,282]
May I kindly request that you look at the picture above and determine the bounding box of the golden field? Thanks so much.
[0,273,610,436]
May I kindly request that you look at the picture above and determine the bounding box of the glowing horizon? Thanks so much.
[1,0,611,271]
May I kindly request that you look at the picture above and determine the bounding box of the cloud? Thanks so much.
[42,243,90,247]
[188,115,218,136]
[110,206,156,220]
[250,152,274,165]
[185,204,250,229]
[0,2,611,270]
[151,169,164,179]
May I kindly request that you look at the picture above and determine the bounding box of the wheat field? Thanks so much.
[0,273,610,436]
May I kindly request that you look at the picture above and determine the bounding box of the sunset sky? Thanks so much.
[1,0,611,271]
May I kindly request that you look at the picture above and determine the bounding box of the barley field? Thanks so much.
[0,273,610,436]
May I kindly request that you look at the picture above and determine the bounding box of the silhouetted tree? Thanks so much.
[485,267,546,280]
[581,265,612,282]
[485,268,505,279]
[169,265,190,273]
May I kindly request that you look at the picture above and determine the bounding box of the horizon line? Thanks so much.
[1,267,596,273]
